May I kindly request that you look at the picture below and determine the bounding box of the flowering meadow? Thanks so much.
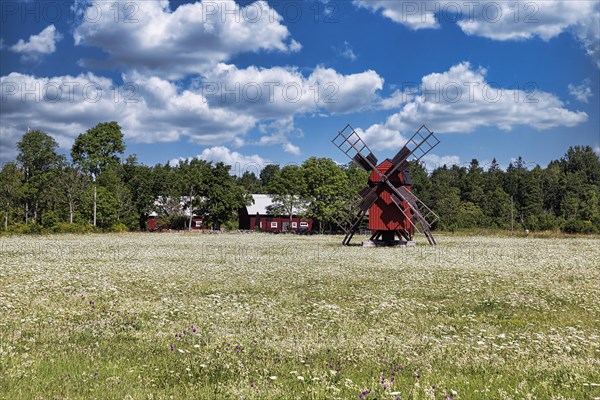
[1,233,599,399]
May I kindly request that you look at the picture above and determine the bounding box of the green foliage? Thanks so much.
[268,165,309,219]
[157,214,188,230]
[41,210,61,228]
[0,162,24,229]
[80,186,119,229]
[48,222,94,234]
[71,122,125,177]
[17,130,62,178]
[238,171,264,193]
[201,162,251,226]
[260,164,280,191]
[562,218,596,234]
[222,219,239,231]
[110,222,130,233]
[301,157,349,233]
[16,130,63,224]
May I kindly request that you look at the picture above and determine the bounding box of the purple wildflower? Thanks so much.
[169,343,174,351]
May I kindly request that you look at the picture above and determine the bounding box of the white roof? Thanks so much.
[246,194,306,215]
[246,194,273,215]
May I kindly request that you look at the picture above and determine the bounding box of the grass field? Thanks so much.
[1,233,599,399]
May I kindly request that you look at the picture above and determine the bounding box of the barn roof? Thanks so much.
[246,194,306,215]
[246,194,272,215]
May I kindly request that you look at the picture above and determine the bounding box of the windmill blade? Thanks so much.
[357,186,380,212]
[332,124,379,172]
[385,125,440,179]
[385,181,438,229]
[406,125,440,164]
[389,193,421,234]
[334,192,363,233]
[390,188,437,246]
[352,152,379,172]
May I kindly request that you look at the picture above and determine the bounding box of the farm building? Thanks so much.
[239,194,314,232]
[145,210,210,231]
[145,196,213,231]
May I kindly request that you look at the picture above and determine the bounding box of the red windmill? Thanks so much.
[332,124,440,246]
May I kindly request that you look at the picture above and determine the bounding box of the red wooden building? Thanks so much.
[239,194,314,232]
[368,159,414,239]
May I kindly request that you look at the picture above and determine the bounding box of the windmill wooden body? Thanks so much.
[332,124,440,246]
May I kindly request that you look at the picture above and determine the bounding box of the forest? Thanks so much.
[1,121,599,234]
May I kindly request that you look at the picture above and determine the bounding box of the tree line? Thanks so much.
[1,122,599,234]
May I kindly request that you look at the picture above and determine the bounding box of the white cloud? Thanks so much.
[0,62,384,163]
[73,0,299,79]
[355,125,408,152]
[10,25,62,60]
[283,142,301,155]
[0,72,254,163]
[379,89,413,110]
[170,146,270,176]
[358,62,588,150]
[568,80,593,103]
[353,0,440,30]
[203,63,384,117]
[334,41,357,61]
[421,154,461,172]
[354,0,600,67]
[594,145,600,156]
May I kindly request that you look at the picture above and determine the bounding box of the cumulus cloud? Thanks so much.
[203,63,384,117]
[170,146,270,176]
[0,72,254,164]
[73,0,299,79]
[10,25,62,61]
[0,62,383,162]
[354,0,600,67]
[358,62,588,150]
[568,80,593,103]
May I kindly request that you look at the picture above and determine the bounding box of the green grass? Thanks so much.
[1,233,599,399]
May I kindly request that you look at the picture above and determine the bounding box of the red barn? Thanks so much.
[239,194,313,232]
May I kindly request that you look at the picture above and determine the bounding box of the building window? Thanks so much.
[291,222,297,228]
[300,221,309,227]
[271,222,278,228]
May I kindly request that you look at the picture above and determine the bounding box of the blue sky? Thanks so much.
[1,0,599,173]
